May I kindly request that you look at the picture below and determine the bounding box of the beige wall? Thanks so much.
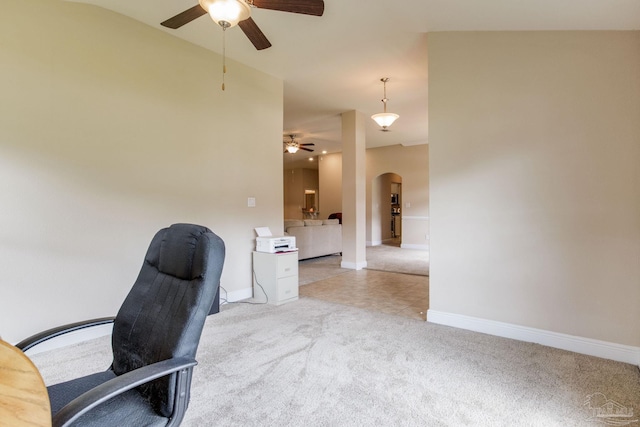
[318,153,343,218]
[283,168,318,219]
[317,145,429,247]
[367,145,429,249]
[428,32,640,347]
[0,0,283,342]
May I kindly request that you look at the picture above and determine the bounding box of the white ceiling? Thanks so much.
[67,0,640,167]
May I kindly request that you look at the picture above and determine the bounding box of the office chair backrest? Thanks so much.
[111,223,225,417]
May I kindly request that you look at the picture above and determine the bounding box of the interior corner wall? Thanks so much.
[428,31,640,348]
[0,0,283,342]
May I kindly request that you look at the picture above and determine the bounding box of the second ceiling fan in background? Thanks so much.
[284,135,314,154]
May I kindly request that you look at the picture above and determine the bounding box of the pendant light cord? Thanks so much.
[382,78,388,113]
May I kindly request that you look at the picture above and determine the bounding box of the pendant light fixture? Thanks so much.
[371,77,399,131]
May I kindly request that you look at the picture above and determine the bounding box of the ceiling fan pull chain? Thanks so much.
[221,26,227,91]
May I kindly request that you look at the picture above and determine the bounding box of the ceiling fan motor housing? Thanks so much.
[199,0,251,28]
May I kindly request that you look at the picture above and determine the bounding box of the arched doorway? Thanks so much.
[371,172,402,246]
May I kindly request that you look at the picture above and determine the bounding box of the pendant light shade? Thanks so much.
[371,78,399,131]
[199,0,251,28]
[371,112,399,128]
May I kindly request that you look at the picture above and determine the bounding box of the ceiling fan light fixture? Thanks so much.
[371,77,399,131]
[199,0,251,28]
[284,135,315,154]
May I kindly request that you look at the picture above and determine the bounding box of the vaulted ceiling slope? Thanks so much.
[66,0,640,163]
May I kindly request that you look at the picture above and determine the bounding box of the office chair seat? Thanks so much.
[48,370,166,426]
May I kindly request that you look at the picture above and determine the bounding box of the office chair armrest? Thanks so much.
[15,317,116,352]
[53,357,198,427]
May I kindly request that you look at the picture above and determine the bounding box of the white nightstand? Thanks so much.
[252,251,299,305]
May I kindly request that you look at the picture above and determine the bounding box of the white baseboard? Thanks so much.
[367,241,429,250]
[221,286,253,304]
[401,216,430,221]
[341,260,367,270]
[400,243,429,250]
[427,310,640,366]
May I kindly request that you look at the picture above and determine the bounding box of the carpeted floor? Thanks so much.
[300,269,428,321]
[31,298,640,427]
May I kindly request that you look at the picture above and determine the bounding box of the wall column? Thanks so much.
[340,110,367,269]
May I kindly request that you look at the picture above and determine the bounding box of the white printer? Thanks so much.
[256,236,297,253]
[254,227,297,253]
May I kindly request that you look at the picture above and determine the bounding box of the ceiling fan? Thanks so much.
[284,135,314,153]
[161,0,325,51]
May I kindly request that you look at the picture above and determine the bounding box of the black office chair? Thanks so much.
[17,223,225,427]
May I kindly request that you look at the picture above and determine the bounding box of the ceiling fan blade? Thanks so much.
[299,143,315,147]
[252,0,325,16]
[238,18,272,50]
[300,147,314,152]
[161,5,207,29]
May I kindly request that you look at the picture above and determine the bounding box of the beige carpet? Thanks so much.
[31,298,640,426]
[300,269,428,321]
